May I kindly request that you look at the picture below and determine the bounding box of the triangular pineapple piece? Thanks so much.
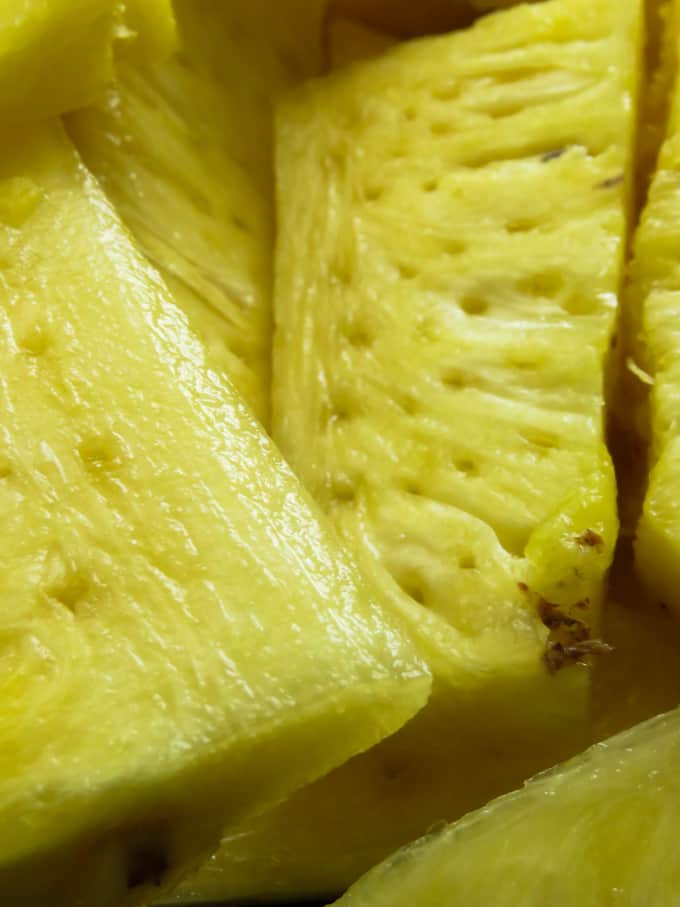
[630,5,680,615]
[0,121,429,906]
[68,0,326,424]
[331,708,680,907]
[173,3,642,903]
[0,0,174,125]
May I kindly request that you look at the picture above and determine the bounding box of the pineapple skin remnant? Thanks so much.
[174,0,642,903]
[333,708,680,907]
[632,2,680,617]
[69,0,327,425]
[0,121,430,906]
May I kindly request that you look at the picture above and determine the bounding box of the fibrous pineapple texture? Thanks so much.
[0,121,429,906]
[629,6,680,616]
[69,0,326,424]
[172,2,642,903]
[275,0,637,691]
[332,708,680,907]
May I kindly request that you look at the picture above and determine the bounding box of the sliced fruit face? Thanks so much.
[630,7,680,614]
[69,0,326,424]
[332,708,680,907]
[0,121,429,906]
[274,0,639,683]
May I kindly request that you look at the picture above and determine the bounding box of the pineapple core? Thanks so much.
[0,121,429,906]
[173,0,642,903]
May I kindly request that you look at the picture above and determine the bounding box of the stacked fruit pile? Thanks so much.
[3,1,680,905]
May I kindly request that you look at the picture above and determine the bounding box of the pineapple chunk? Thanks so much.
[0,1,174,125]
[172,1,641,902]
[332,708,680,906]
[0,121,429,906]
[69,0,326,424]
[630,6,680,614]
[275,0,637,697]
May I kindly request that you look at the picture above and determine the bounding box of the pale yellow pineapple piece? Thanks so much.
[69,0,326,424]
[0,121,429,906]
[629,6,680,615]
[173,2,641,903]
[275,0,636,686]
[332,708,680,907]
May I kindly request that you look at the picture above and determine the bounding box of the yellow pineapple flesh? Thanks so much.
[171,2,642,903]
[275,0,637,696]
[0,121,429,906]
[332,707,680,907]
[68,0,326,424]
[629,5,680,614]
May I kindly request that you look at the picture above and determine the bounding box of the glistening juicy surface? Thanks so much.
[0,121,429,907]
[69,0,326,423]
[333,708,680,907]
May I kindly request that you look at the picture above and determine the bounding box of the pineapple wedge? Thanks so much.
[275,0,636,702]
[0,1,174,125]
[631,4,680,615]
[332,708,680,907]
[69,0,326,424]
[0,120,429,906]
[172,2,641,903]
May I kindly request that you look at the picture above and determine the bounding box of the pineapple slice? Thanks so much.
[0,121,429,906]
[172,2,641,903]
[631,5,680,615]
[275,0,637,701]
[331,708,680,907]
[68,0,326,424]
[0,1,174,125]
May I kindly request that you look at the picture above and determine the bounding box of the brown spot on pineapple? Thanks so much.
[541,147,567,162]
[597,173,624,190]
[576,529,605,550]
[538,598,611,674]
